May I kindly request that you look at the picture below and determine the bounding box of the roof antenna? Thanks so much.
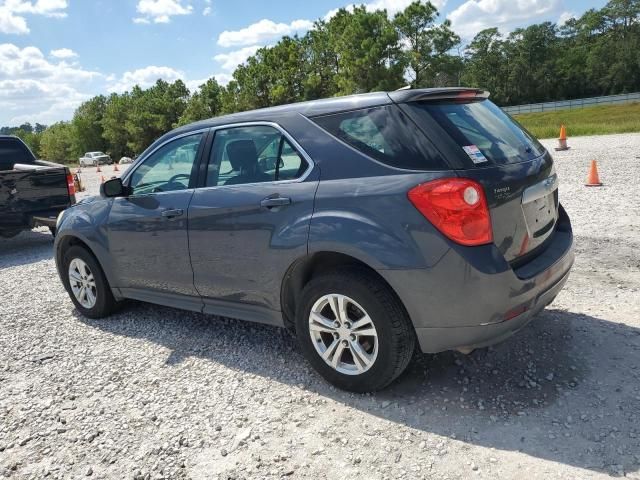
[395,85,411,91]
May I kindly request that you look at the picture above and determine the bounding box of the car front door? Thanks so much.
[106,131,207,303]
[188,124,318,323]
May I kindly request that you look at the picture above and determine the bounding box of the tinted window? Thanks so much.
[406,99,545,166]
[311,105,443,170]
[0,138,35,170]
[129,133,203,195]
[206,126,308,187]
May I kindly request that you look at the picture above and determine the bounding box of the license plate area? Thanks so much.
[521,174,559,239]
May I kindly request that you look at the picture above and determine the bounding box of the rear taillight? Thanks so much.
[66,172,75,196]
[408,178,493,246]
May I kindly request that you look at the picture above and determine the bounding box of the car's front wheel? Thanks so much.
[62,245,118,319]
[295,268,415,392]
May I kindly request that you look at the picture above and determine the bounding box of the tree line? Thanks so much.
[3,0,639,164]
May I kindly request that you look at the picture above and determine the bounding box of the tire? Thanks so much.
[295,268,415,392]
[61,245,118,319]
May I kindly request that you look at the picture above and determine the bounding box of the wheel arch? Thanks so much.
[280,250,409,333]
[55,234,119,298]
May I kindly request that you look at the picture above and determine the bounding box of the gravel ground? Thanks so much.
[1,134,639,480]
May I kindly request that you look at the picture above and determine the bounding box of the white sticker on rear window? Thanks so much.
[462,145,488,164]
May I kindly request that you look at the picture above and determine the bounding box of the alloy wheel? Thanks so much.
[308,294,379,375]
[68,258,97,309]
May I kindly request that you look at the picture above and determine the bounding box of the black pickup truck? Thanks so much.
[0,136,75,238]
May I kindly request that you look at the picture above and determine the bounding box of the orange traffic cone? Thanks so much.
[100,175,105,184]
[96,164,101,173]
[555,124,570,151]
[585,160,603,187]
[113,163,119,172]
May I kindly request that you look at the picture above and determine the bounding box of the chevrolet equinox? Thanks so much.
[54,88,574,392]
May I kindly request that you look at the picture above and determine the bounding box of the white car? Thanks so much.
[79,152,112,167]
[118,156,134,165]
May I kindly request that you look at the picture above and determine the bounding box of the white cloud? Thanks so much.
[217,0,447,48]
[134,0,192,24]
[202,0,211,16]
[213,1,448,73]
[217,18,313,47]
[324,0,446,20]
[4,0,68,16]
[107,65,184,93]
[0,0,67,34]
[184,72,231,91]
[213,45,261,71]
[108,65,226,97]
[558,10,575,26]
[0,43,100,125]
[213,72,231,85]
[367,0,446,14]
[50,47,77,59]
[449,0,562,39]
[0,7,27,33]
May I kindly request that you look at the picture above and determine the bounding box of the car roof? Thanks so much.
[171,87,487,137]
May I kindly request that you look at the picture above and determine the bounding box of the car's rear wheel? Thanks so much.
[62,245,118,319]
[295,268,415,392]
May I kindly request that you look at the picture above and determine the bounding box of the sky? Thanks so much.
[0,0,606,126]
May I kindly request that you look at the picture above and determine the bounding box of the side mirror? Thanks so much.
[100,177,131,197]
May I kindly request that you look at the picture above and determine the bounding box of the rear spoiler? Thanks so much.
[388,88,490,104]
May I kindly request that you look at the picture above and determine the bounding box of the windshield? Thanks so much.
[406,99,545,166]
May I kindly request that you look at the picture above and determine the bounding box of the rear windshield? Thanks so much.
[311,105,444,170]
[0,138,35,170]
[406,99,545,166]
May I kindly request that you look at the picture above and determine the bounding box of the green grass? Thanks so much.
[514,102,640,139]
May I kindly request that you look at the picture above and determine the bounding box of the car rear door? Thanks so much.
[105,131,207,299]
[399,96,559,265]
[187,123,318,321]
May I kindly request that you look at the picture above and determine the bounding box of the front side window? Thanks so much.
[129,133,203,195]
[206,125,308,187]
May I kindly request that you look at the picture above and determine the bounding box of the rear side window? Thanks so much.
[406,99,546,166]
[0,138,35,170]
[312,105,444,170]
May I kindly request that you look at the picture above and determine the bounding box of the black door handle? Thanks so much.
[260,196,291,208]
[161,208,184,218]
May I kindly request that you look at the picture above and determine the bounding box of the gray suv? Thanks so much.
[54,88,574,392]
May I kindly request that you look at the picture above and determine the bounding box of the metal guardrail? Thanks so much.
[502,92,640,115]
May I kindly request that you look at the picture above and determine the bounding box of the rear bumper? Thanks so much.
[414,266,571,352]
[379,207,574,353]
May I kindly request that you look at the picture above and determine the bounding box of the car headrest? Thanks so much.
[226,139,258,171]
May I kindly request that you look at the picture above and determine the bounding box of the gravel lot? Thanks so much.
[1,134,639,480]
